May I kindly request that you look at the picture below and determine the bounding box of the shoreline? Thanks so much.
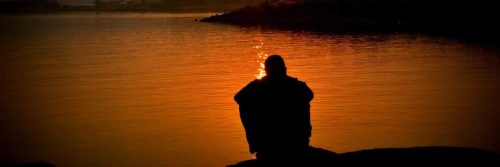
[200,0,500,43]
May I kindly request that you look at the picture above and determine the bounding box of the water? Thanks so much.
[1,13,500,166]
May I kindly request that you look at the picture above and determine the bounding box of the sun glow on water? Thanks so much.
[255,41,268,79]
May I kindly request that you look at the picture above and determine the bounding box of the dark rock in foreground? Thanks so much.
[228,146,500,167]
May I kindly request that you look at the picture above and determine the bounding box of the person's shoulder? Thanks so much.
[236,79,262,100]
[249,79,263,85]
[244,79,264,88]
[287,76,313,98]
[286,76,307,85]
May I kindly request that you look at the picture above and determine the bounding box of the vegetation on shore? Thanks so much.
[201,0,499,39]
[0,0,265,13]
[89,0,255,13]
[0,0,61,13]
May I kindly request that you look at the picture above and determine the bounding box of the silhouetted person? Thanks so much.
[235,55,313,165]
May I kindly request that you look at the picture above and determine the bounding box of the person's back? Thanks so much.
[235,55,313,164]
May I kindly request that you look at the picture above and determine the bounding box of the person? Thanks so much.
[234,55,314,164]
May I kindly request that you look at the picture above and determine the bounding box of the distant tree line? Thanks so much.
[216,0,499,23]
[0,0,61,13]
[92,0,266,12]
[0,0,268,13]
[199,0,500,42]
[203,0,499,36]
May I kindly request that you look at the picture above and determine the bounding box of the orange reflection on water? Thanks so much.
[255,41,268,79]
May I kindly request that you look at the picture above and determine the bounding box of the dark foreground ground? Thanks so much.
[1,146,498,166]
[228,146,500,167]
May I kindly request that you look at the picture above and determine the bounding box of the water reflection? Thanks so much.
[255,41,268,79]
[1,13,500,167]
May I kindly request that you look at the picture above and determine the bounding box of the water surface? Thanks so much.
[1,13,500,166]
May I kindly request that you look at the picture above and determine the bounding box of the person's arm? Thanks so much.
[304,82,314,102]
[302,82,313,138]
[234,81,259,153]
[239,106,258,153]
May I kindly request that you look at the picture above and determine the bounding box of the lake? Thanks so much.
[1,13,499,167]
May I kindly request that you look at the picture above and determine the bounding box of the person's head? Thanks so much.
[265,55,287,78]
